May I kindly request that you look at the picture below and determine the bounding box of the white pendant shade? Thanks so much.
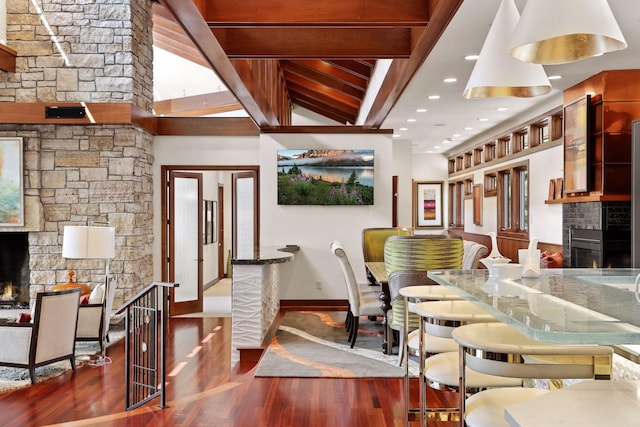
[62,225,115,259]
[509,0,627,65]
[463,0,551,99]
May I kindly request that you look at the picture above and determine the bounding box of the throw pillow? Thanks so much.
[89,284,105,304]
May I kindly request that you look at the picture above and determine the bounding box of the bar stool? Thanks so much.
[398,283,464,426]
[452,322,614,427]
[413,300,521,427]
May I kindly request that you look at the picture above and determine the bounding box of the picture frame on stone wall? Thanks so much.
[0,137,24,226]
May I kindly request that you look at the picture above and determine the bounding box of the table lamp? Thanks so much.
[62,225,115,366]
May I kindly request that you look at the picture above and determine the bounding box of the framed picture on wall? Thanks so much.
[211,201,217,243]
[0,138,24,226]
[413,181,444,229]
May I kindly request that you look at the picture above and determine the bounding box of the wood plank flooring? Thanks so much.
[0,315,459,427]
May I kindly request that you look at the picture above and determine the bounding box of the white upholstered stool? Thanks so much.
[398,284,464,425]
[452,322,613,427]
[413,300,518,427]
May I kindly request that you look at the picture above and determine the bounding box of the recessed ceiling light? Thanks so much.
[443,77,457,83]
[392,134,400,138]
[399,127,408,131]
[496,107,508,112]
[478,118,489,122]
[548,75,563,80]
[465,127,474,131]
[434,146,441,149]
[452,134,460,137]
[428,95,440,100]
[464,54,479,61]
[443,140,451,144]
[427,150,433,154]
[407,118,416,122]
[416,108,427,113]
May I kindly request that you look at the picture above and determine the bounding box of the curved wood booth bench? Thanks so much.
[230,246,298,364]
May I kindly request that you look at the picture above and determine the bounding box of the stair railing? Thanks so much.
[115,281,178,411]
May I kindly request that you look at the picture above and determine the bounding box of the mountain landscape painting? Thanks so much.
[277,149,374,205]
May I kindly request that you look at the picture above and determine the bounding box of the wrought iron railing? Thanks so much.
[115,281,178,411]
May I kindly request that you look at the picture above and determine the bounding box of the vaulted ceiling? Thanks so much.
[151,0,463,129]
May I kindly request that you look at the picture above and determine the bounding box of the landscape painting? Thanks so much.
[277,149,374,205]
[0,138,23,226]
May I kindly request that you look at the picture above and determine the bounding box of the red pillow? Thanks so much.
[79,293,91,305]
[18,313,31,323]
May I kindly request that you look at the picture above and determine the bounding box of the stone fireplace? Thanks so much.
[0,0,156,308]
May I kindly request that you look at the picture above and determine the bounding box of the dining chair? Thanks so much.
[452,322,614,427]
[362,227,412,284]
[330,240,384,347]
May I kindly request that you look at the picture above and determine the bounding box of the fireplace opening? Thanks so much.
[0,232,30,308]
[570,228,631,268]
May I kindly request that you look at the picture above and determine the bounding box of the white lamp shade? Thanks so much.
[509,0,627,65]
[62,226,115,259]
[463,0,551,99]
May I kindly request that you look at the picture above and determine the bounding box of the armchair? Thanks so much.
[0,288,81,384]
[76,280,116,352]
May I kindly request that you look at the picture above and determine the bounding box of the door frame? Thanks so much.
[161,165,260,303]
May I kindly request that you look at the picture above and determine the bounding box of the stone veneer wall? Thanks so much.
[0,0,155,307]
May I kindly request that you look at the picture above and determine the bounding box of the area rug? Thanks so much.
[254,311,418,378]
[0,330,125,393]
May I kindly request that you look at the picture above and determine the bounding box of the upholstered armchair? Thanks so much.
[362,227,412,284]
[76,280,116,351]
[0,288,81,384]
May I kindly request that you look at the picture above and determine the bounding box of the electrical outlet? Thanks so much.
[315,280,322,289]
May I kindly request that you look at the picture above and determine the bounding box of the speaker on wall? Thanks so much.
[45,106,86,119]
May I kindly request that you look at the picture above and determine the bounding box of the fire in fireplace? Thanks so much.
[569,228,631,268]
[0,232,30,306]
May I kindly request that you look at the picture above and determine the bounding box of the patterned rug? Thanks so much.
[254,311,418,378]
[0,330,125,393]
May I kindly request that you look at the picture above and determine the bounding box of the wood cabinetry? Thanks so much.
[550,70,640,203]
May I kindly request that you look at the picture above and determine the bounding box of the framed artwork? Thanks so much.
[0,138,24,226]
[203,200,214,245]
[413,181,443,229]
[563,95,591,194]
[473,184,482,225]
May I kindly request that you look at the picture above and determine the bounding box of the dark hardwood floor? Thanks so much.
[0,314,458,427]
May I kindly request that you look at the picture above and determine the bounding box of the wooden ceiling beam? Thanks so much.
[324,60,374,80]
[153,91,243,117]
[282,60,368,91]
[203,0,429,26]
[211,27,414,59]
[292,99,354,125]
[159,0,280,127]
[281,65,364,101]
[288,83,359,117]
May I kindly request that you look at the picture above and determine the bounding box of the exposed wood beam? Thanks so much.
[211,27,414,59]
[204,0,429,26]
[0,44,17,73]
[155,117,259,136]
[262,126,392,134]
[364,0,464,128]
[324,60,374,80]
[159,0,280,127]
[293,98,354,125]
[153,91,242,116]
[283,70,363,104]
[284,60,368,91]
[281,65,364,100]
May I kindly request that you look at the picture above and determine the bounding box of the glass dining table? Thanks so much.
[427,268,640,347]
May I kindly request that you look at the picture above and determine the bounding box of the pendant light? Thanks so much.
[509,0,627,65]
[463,0,551,99]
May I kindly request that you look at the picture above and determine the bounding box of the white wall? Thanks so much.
[260,133,393,299]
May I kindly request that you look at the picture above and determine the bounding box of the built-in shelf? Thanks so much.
[545,194,631,204]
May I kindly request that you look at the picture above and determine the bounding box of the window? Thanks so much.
[448,180,464,228]
[497,161,529,237]
[514,129,528,152]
